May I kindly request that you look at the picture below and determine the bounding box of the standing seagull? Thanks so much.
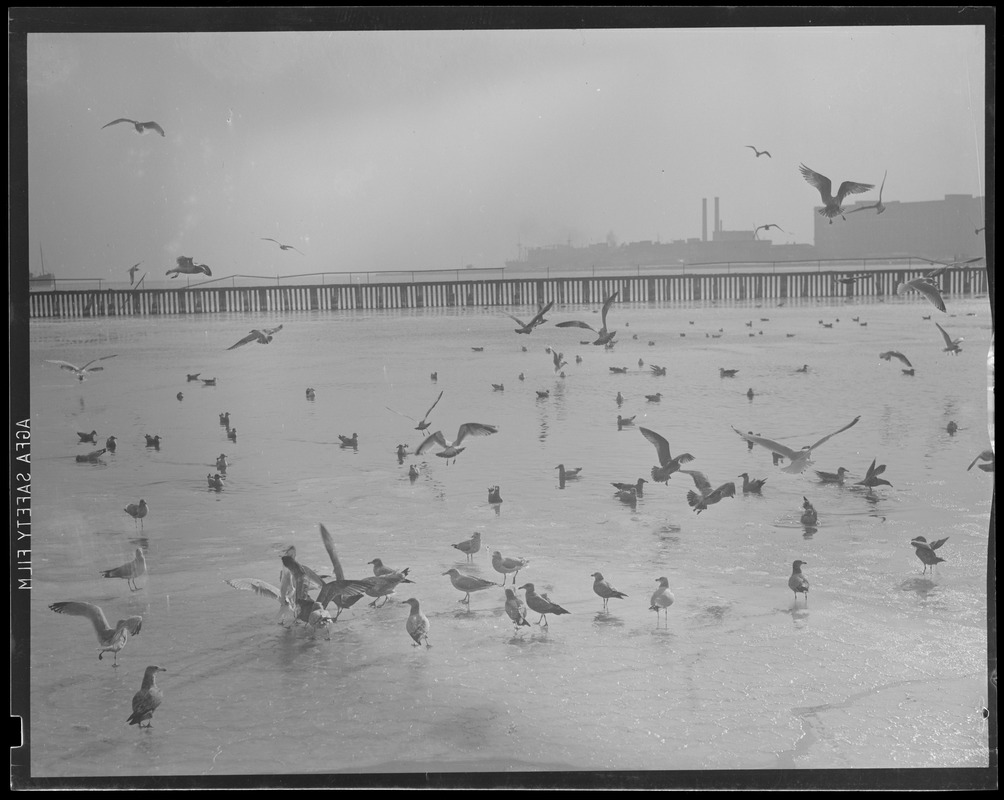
[48,601,143,666]
[732,416,861,474]
[46,355,118,382]
[639,427,695,483]
[788,561,810,606]
[491,551,530,586]
[848,170,888,215]
[127,262,142,285]
[935,322,964,355]
[386,390,444,432]
[799,164,874,224]
[127,666,167,728]
[591,572,628,610]
[166,256,212,278]
[910,536,949,574]
[443,569,498,605]
[124,499,149,529]
[650,577,675,624]
[504,588,532,629]
[745,145,771,158]
[401,598,431,648]
[451,531,482,562]
[754,224,785,240]
[505,300,555,334]
[556,290,619,345]
[261,237,304,255]
[519,583,570,627]
[897,278,946,313]
[101,548,147,592]
[102,118,166,136]
[416,422,498,463]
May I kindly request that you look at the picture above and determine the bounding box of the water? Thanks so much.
[23,293,993,778]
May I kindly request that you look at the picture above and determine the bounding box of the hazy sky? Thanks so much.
[23,23,987,283]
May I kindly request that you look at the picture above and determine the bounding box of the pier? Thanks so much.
[26,263,987,319]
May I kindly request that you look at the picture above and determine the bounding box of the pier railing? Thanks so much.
[26,260,987,319]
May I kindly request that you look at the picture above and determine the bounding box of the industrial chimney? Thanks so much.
[714,197,720,234]
[702,199,708,242]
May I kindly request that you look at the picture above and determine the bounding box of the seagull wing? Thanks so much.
[46,360,82,372]
[79,355,119,371]
[679,469,712,494]
[227,331,262,350]
[732,427,800,459]
[928,537,949,551]
[385,406,418,422]
[102,118,137,129]
[934,322,954,347]
[528,300,555,327]
[639,427,672,466]
[806,416,861,453]
[225,578,282,600]
[799,164,832,202]
[900,279,946,312]
[505,313,529,327]
[420,390,445,422]
[48,601,113,637]
[555,320,597,332]
[318,524,347,582]
[600,291,620,330]
[454,422,499,445]
[416,430,448,455]
[834,180,875,204]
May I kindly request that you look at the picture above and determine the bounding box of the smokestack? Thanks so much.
[714,197,720,233]
[702,199,708,242]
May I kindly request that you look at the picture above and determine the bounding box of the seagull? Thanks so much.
[848,169,887,214]
[46,355,118,382]
[77,430,98,443]
[186,373,201,382]
[611,478,647,497]
[799,164,874,223]
[746,145,771,158]
[738,473,767,494]
[127,262,142,285]
[416,422,498,463]
[363,561,414,607]
[105,435,117,453]
[492,383,504,392]
[796,364,810,373]
[918,256,983,279]
[549,348,568,373]
[504,588,532,629]
[505,300,555,334]
[451,531,482,562]
[207,473,224,491]
[492,551,530,586]
[443,568,498,605]
[754,224,785,240]
[897,278,946,312]
[227,324,284,350]
[261,237,304,255]
[338,433,358,448]
[227,427,237,442]
[127,666,167,729]
[681,470,737,514]
[911,536,949,574]
[144,434,162,449]
[101,548,147,592]
[614,487,639,506]
[935,322,964,355]
[555,464,582,482]
[645,393,663,403]
[732,416,861,474]
[75,448,106,463]
[48,601,143,666]
[814,467,850,484]
[519,583,570,627]
[835,274,872,286]
[400,598,431,648]
[855,458,892,489]
[102,118,165,136]
[387,391,444,432]
[224,577,298,626]
[946,421,959,435]
[719,368,739,378]
[967,450,995,472]
[650,577,675,623]
[591,572,628,610]
[617,415,636,429]
[788,561,809,606]
[488,485,503,504]
[555,290,619,345]
[307,524,373,620]
[165,256,212,278]
[216,454,229,473]
[124,499,148,528]
[306,388,316,400]
[639,427,695,483]
[609,366,629,374]
[879,351,912,368]
[800,497,818,527]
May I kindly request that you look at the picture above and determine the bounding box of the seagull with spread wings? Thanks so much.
[799,164,874,224]
[416,422,498,463]
[918,255,984,279]
[638,427,695,483]
[226,324,284,350]
[102,118,165,136]
[754,224,785,240]
[848,170,887,215]
[127,262,142,285]
[166,256,212,278]
[879,351,912,368]
[746,145,771,158]
[556,290,619,345]
[48,601,143,667]
[732,416,861,474]
[46,354,118,382]
[261,237,304,255]
[505,300,554,334]
[935,322,964,355]
[897,277,946,313]
[680,470,736,514]
[386,390,443,432]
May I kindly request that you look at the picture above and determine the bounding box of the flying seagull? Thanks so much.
[166,256,212,279]
[745,145,771,158]
[732,416,861,473]
[754,224,785,240]
[261,237,304,255]
[227,324,284,350]
[639,427,695,483]
[127,262,142,285]
[879,351,912,368]
[848,170,887,215]
[102,118,165,136]
[556,290,619,345]
[799,164,874,224]
[416,422,498,463]
[386,390,444,432]
[46,355,118,382]
[935,322,964,355]
[680,469,736,514]
[505,300,555,334]
[918,256,984,279]
[897,277,946,313]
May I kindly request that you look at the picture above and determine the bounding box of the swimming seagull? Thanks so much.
[910,536,948,574]
[124,499,149,528]
[443,568,498,605]
[166,256,212,278]
[261,237,304,255]
[105,435,117,452]
[187,373,201,382]
[103,118,166,136]
[127,666,167,729]
[555,464,582,482]
[77,430,98,443]
[492,551,530,586]
[639,427,695,483]
[897,278,946,312]
[556,290,619,345]
[617,415,636,429]
[732,416,861,474]
[738,473,767,494]
[48,601,143,666]
[611,478,647,497]
[227,324,284,350]
[681,470,737,514]
[338,433,358,448]
[855,458,892,489]
[814,467,850,484]
[935,322,964,355]
[101,548,147,592]
[505,300,555,334]
[967,450,995,472]
[144,434,162,449]
[788,561,809,606]
[650,577,675,623]
[451,531,482,562]
[848,169,887,214]
[754,224,785,240]
[76,447,107,463]
[745,145,771,158]
[127,262,142,285]
[401,598,431,647]
[47,355,119,382]
[798,164,874,223]
[879,351,913,368]
[591,572,628,610]
[719,368,739,378]
[416,422,498,463]
[387,390,444,432]
[800,497,818,526]
[519,583,570,627]
[504,588,532,629]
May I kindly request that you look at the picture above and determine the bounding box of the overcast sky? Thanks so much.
[23,23,986,284]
